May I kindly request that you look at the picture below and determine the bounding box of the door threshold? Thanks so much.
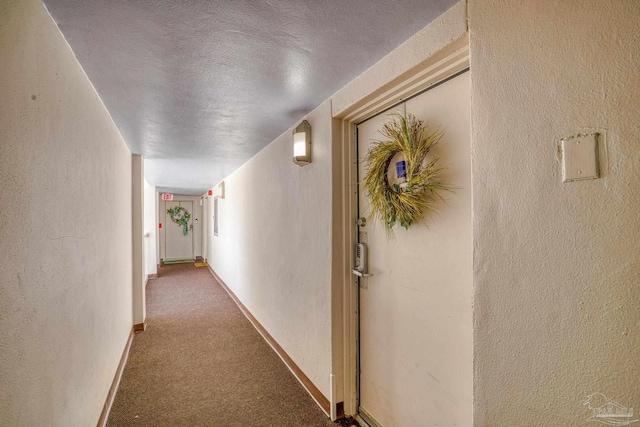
[358,408,383,427]
[162,259,195,265]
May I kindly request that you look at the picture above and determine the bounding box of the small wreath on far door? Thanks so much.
[363,113,450,231]
[167,206,191,235]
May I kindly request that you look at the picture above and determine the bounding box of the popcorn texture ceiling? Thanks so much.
[44,0,457,194]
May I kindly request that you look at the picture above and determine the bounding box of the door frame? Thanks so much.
[159,196,203,262]
[164,200,195,261]
[334,36,470,421]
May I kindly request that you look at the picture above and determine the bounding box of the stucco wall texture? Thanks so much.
[0,1,134,425]
[470,1,640,425]
[207,99,334,401]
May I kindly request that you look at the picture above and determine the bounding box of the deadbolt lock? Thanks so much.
[356,217,367,227]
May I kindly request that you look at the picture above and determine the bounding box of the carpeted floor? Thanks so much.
[107,263,349,427]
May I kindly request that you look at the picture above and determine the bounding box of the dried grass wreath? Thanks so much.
[363,114,450,231]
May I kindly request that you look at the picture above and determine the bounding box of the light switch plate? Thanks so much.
[561,133,599,182]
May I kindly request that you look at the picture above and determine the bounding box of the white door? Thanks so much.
[165,201,194,261]
[356,72,472,427]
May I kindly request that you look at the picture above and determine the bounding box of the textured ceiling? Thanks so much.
[43,0,457,195]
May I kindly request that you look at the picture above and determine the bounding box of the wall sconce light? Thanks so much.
[293,120,311,166]
[216,181,225,199]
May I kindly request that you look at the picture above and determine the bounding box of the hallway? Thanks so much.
[106,264,338,427]
[3,1,639,425]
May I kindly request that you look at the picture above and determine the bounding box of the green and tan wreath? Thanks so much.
[166,206,191,235]
[363,114,449,231]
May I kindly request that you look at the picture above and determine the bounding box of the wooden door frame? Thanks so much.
[334,36,470,421]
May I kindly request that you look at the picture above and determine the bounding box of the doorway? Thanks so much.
[164,200,194,261]
[355,71,472,426]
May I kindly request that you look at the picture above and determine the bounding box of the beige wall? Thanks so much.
[0,0,134,425]
[207,99,335,400]
[470,1,640,425]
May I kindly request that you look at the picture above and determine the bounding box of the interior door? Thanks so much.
[165,201,194,261]
[356,72,472,426]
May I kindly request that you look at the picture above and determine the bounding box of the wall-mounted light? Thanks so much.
[293,120,311,166]
[216,181,225,199]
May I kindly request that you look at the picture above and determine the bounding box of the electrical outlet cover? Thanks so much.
[562,133,599,182]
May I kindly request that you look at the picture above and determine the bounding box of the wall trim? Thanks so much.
[96,327,134,427]
[144,274,157,289]
[207,266,336,417]
[336,402,345,419]
[133,322,147,333]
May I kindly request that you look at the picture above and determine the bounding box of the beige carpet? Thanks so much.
[107,263,346,427]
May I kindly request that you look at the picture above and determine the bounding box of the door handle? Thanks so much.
[352,269,372,277]
[352,243,372,277]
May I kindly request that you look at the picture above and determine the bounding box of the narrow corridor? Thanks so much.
[107,264,339,426]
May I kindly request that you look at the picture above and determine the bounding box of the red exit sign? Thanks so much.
[162,193,173,201]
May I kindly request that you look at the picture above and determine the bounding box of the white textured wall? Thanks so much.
[0,1,133,425]
[208,100,334,399]
[470,1,640,425]
[144,178,158,276]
